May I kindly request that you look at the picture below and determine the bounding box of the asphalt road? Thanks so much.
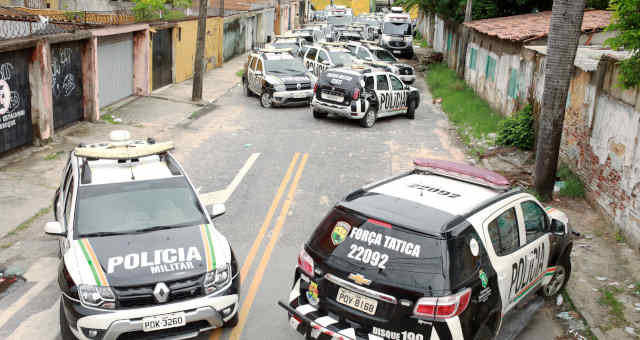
[0,69,564,340]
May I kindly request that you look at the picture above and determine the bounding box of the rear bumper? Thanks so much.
[273,89,314,106]
[311,97,367,119]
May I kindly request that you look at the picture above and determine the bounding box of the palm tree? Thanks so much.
[533,0,586,200]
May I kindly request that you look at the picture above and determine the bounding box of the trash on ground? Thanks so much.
[557,312,573,321]
[557,295,564,306]
[624,327,637,336]
[596,276,608,281]
[554,181,566,192]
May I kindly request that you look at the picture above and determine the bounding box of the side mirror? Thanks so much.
[44,221,65,236]
[551,219,565,235]
[364,57,372,61]
[255,71,263,77]
[210,203,226,219]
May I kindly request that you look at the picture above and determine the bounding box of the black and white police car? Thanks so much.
[346,42,415,84]
[271,35,308,57]
[279,159,573,340]
[311,65,420,128]
[45,131,240,340]
[304,43,358,77]
[243,48,316,108]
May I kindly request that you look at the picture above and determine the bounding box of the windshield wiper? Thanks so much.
[79,231,131,238]
[133,222,198,234]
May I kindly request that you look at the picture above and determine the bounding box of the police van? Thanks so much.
[311,65,420,128]
[303,43,357,77]
[380,7,414,58]
[243,49,316,108]
[45,132,240,340]
[346,42,415,84]
[279,159,573,340]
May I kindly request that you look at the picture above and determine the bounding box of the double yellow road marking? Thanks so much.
[211,152,309,340]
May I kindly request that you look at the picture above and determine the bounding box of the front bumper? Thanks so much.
[311,97,367,119]
[398,74,415,84]
[63,278,239,340]
[273,89,314,106]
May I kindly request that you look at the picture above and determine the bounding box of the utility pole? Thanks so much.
[456,0,472,77]
[464,0,472,22]
[192,0,209,101]
[534,0,586,200]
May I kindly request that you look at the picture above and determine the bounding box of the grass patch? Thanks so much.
[556,165,586,198]
[598,286,626,327]
[560,289,598,340]
[4,206,52,238]
[44,151,64,160]
[236,69,245,77]
[414,32,429,48]
[101,114,120,124]
[1,242,12,249]
[616,229,626,243]
[425,63,502,149]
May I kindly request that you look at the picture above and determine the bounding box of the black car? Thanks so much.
[279,159,573,340]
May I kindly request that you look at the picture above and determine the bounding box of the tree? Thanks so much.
[605,0,640,89]
[394,0,554,22]
[533,0,586,200]
[192,0,208,101]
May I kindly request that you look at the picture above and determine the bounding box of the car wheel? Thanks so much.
[60,299,78,340]
[542,258,571,297]
[473,324,495,340]
[223,311,239,328]
[243,79,251,97]
[313,109,327,119]
[406,99,416,119]
[360,107,376,128]
[260,92,273,108]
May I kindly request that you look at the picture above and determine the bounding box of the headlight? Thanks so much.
[405,36,413,43]
[274,84,286,92]
[381,35,391,42]
[78,285,116,309]
[204,263,231,295]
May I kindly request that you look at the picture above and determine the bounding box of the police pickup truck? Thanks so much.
[243,48,316,108]
[45,131,240,340]
[279,159,573,340]
[346,41,415,84]
[311,65,419,128]
[304,43,357,77]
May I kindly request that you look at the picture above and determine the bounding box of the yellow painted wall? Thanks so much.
[310,0,369,15]
[351,0,370,16]
[173,17,223,83]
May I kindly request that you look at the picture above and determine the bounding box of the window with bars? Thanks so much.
[485,55,496,82]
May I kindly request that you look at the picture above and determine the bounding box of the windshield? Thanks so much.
[265,58,307,74]
[329,52,354,66]
[373,49,397,62]
[75,177,207,237]
[383,22,411,36]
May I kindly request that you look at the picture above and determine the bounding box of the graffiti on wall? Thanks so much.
[0,49,32,153]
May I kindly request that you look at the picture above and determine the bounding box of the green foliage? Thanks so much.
[496,104,534,150]
[414,32,429,48]
[598,286,626,327]
[164,9,185,20]
[394,0,553,22]
[133,0,165,21]
[63,11,85,21]
[425,63,502,144]
[556,165,586,198]
[169,0,191,8]
[587,0,610,9]
[605,0,640,89]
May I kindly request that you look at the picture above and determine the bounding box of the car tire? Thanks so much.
[406,99,416,119]
[260,92,273,108]
[60,299,78,340]
[542,255,571,297]
[313,109,327,119]
[405,50,414,59]
[243,79,251,97]
[360,107,376,128]
[473,324,495,340]
[223,311,239,328]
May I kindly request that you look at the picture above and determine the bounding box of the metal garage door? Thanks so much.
[0,49,32,153]
[52,41,83,129]
[98,33,133,107]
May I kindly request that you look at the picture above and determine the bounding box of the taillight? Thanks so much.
[298,248,314,277]
[352,88,360,100]
[413,288,471,320]
[313,83,319,93]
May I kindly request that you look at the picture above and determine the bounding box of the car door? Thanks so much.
[304,48,318,75]
[356,46,372,61]
[247,56,258,94]
[374,74,391,115]
[388,74,408,114]
[60,170,76,254]
[254,57,265,95]
[515,199,552,295]
[317,50,331,75]
[55,162,72,223]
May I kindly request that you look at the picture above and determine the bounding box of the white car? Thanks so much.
[46,132,240,340]
[303,43,357,77]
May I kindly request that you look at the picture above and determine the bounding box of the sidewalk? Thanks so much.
[0,54,246,239]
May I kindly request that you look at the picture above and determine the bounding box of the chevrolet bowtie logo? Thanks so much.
[348,273,371,286]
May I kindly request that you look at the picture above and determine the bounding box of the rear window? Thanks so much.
[319,71,360,88]
[308,208,448,292]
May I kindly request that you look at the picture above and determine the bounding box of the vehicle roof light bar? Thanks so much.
[75,141,174,160]
[258,47,293,53]
[413,158,510,191]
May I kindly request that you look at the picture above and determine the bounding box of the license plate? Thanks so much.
[142,312,186,332]
[393,50,402,54]
[294,92,307,98]
[336,288,377,315]
[321,92,344,102]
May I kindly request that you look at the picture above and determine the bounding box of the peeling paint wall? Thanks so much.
[223,15,247,61]
[174,17,223,83]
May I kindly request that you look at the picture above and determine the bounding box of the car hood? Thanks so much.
[66,224,230,287]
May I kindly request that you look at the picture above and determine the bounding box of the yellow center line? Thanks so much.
[228,153,309,340]
[209,153,301,340]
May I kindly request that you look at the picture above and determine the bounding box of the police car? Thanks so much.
[346,42,415,84]
[271,35,308,56]
[334,29,364,43]
[278,159,573,340]
[311,65,419,128]
[304,43,357,77]
[243,49,316,108]
[45,132,240,340]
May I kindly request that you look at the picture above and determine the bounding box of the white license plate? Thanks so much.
[336,288,377,315]
[393,50,402,54]
[294,92,308,98]
[321,92,344,102]
[142,312,186,332]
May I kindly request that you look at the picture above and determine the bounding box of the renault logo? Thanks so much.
[297,83,302,90]
[348,273,371,286]
[153,282,170,303]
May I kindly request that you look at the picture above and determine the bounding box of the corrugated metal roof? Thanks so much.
[526,45,632,72]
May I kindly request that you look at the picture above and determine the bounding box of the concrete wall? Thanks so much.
[223,15,247,61]
[173,17,223,83]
